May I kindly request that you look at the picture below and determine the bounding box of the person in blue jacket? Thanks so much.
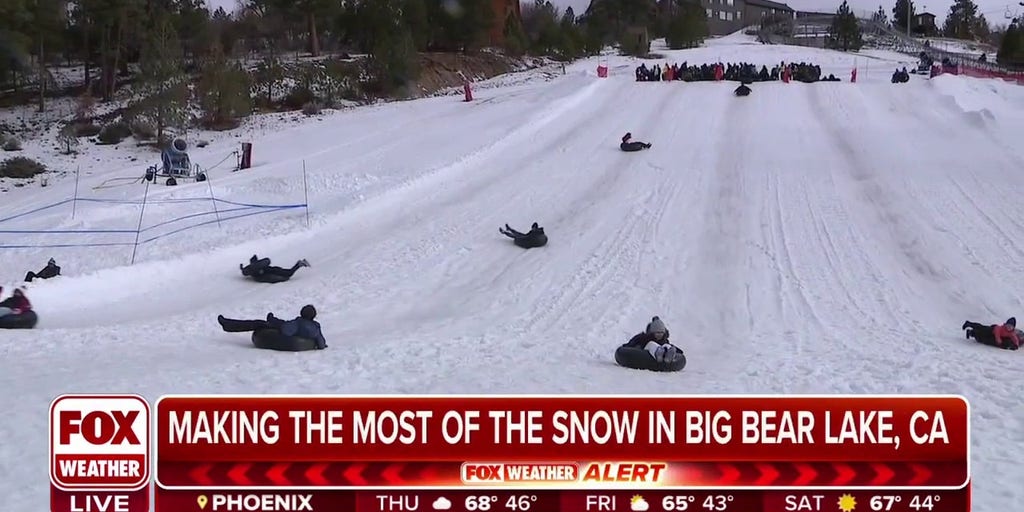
[217,305,327,349]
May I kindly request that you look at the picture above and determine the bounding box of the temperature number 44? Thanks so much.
[909,495,942,510]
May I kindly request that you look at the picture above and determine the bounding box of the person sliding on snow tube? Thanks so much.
[962,317,1020,350]
[25,258,60,282]
[240,254,310,283]
[615,316,686,371]
[734,83,752,96]
[0,287,38,329]
[620,133,651,152]
[500,222,547,248]
[218,305,327,351]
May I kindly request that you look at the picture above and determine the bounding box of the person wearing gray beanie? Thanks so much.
[624,316,680,362]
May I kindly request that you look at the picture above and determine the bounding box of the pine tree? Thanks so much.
[128,10,189,144]
[998,22,1024,68]
[197,42,251,130]
[665,1,707,50]
[942,0,979,40]
[892,0,915,33]
[827,0,863,51]
[871,5,888,26]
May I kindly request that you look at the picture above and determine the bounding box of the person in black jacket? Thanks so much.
[25,258,60,282]
[500,222,548,248]
[240,255,310,282]
[218,305,327,349]
[620,133,651,152]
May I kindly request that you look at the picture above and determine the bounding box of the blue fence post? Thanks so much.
[302,160,310,228]
[206,177,222,228]
[71,166,80,220]
[130,180,152,265]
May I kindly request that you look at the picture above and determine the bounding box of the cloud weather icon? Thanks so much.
[630,495,649,511]
[432,497,452,510]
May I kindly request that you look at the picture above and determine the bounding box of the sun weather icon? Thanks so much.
[837,494,857,512]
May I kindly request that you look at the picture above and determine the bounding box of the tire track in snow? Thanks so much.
[304,77,657,333]
[674,83,760,362]
[498,84,697,345]
[807,84,998,324]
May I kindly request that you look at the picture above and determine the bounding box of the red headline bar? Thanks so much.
[155,395,967,463]
[152,488,970,512]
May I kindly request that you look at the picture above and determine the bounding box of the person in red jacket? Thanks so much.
[0,288,32,317]
[962,317,1019,350]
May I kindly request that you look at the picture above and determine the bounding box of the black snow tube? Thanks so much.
[251,272,290,283]
[620,142,650,152]
[251,329,319,351]
[514,234,548,248]
[0,310,38,329]
[615,345,686,372]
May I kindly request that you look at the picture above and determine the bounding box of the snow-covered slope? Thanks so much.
[3,34,1022,510]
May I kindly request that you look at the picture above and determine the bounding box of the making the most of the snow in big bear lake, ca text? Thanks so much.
[154,396,969,463]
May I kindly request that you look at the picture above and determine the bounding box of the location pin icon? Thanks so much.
[197,495,208,510]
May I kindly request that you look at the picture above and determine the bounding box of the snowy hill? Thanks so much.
[2,33,1023,510]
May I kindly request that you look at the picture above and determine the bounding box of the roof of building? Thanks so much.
[745,0,794,12]
[916,11,936,18]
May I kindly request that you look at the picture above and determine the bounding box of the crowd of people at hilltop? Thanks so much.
[635,61,841,83]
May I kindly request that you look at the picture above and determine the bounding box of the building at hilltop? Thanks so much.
[698,0,795,36]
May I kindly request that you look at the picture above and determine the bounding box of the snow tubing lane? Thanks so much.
[251,329,318,351]
[614,345,686,372]
[0,310,38,329]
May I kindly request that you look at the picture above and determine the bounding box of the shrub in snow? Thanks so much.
[0,157,47,178]
[301,101,322,116]
[97,122,132,145]
[74,123,102,137]
[2,137,22,151]
[131,121,156,140]
[57,124,80,154]
[285,86,316,110]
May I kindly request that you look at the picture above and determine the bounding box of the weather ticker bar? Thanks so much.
[49,394,972,512]
[149,487,970,512]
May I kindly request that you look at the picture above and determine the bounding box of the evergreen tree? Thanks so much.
[197,42,251,130]
[665,0,707,50]
[942,0,979,40]
[998,21,1024,68]
[128,10,189,144]
[892,0,915,33]
[973,14,990,42]
[359,0,419,93]
[402,0,429,51]
[871,5,888,26]
[827,0,863,51]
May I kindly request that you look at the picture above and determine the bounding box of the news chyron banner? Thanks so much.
[51,394,971,512]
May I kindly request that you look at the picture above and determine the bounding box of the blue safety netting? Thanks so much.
[0,196,307,250]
